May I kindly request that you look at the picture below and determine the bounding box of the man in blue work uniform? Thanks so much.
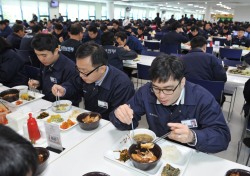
[181,36,227,82]
[28,33,80,106]
[60,23,83,62]
[20,25,42,51]
[101,31,137,71]
[0,20,12,38]
[6,24,25,49]
[225,27,250,47]
[83,25,101,44]
[115,31,144,54]
[109,54,231,153]
[161,21,189,54]
[52,43,135,120]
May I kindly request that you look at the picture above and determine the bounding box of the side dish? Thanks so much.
[161,163,180,176]
[47,114,63,123]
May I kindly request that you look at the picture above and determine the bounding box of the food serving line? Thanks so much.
[0,85,250,175]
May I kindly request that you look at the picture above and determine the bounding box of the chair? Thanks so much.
[212,37,227,46]
[144,41,160,51]
[219,47,242,61]
[236,109,250,165]
[160,44,179,55]
[16,49,41,68]
[136,63,151,89]
[223,59,242,67]
[187,78,224,104]
[23,65,40,80]
[206,47,213,54]
[141,50,163,57]
[154,32,164,41]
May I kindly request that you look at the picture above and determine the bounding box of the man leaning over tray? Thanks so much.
[109,54,231,153]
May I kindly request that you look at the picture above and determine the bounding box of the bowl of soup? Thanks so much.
[130,128,156,144]
[76,112,101,131]
[128,142,162,170]
[0,89,19,102]
[35,147,50,175]
[52,100,72,113]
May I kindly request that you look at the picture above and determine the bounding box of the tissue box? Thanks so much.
[6,112,28,131]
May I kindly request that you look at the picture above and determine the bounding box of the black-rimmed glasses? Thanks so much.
[75,64,104,77]
[151,79,182,95]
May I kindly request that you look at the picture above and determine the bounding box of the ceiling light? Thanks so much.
[166,2,168,4]
[187,4,193,6]
[167,5,172,7]
[177,2,180,4]
[173,6,179,8]
[194,5,199,7]
[205,2,207,4]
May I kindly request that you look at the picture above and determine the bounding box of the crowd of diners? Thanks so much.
[1,13,250,176]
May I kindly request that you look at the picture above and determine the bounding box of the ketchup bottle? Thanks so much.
[210,41,213,47]
[27,113,40,142]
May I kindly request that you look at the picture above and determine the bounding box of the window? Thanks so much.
[2,0,22,22]
[114,7,125,19]
[79,5,88,20]
[59,3,67,18]
[39,2,49,16]
[21,1,38,21]
[101,5,107,20]
[67,4,78,21]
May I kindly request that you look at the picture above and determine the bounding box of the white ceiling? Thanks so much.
[74,0,250,14]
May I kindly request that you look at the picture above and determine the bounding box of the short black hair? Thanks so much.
[31,33,59,52]
[137,26,144,31]
[223,26,229,30]
[190,25,199,32]
[101,32,114,45]
[150,54,184,83]
[12,24,24,33]
[76,42,108,66]
[238,27,245,32]
[88,25,98,33]
[0,20,6,25]
[124,25,131,31]
[100,25,108,32]
[171,21,182,30]
[112,20,119,25]
[31,25,42,33]
[190,36,207,49]
[0,37,12,53]
[115,31,127,42]
[70,23,83,35]
[54,23,63,30]
[0,125,38,176]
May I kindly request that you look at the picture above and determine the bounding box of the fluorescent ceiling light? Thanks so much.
[187,4,193,6]
[167,5,172,7]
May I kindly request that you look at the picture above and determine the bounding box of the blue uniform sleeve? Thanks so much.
[193,93,231,153]
[211,55,227,82]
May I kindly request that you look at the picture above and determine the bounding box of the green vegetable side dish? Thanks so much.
[37,112,49,119]
[161,163,180,176]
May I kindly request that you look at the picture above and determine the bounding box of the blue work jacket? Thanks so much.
[62,65,135,120]
[39,53,80,105]
[109,81,231,153]
[181,48,227,82]
[126,35,144,54]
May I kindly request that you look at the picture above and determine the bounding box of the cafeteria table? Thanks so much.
[42,122,250,176]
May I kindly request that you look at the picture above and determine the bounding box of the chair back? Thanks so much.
[137,63,150,80]
[141,50,163,57]
[23,65,40,80]
[160,43,179,54]
[16,49,41,68]
[219,47,242,60]
[144,41,160,51]
[188,79,224,103]
[154,32,164,40]
[223,59,242,67]
[206,47,213,54]
[212,38,227,46]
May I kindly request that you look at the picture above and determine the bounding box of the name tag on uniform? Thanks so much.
[181,119,197,128]
[50,77,57,83]
[98,100,108,109]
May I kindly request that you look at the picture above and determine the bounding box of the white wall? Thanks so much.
[234,6,250,22]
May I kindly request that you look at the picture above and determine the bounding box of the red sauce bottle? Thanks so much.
[27,113,40,142]
[210,41,213,47]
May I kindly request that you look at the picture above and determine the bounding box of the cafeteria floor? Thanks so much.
[79,78,250,167]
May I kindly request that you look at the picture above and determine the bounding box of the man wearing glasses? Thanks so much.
[52,42,135,120]
[109,54,231,153]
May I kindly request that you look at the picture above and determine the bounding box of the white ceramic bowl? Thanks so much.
[130,128,156,144]
[52,100,72,113]
[12,85,28,95]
